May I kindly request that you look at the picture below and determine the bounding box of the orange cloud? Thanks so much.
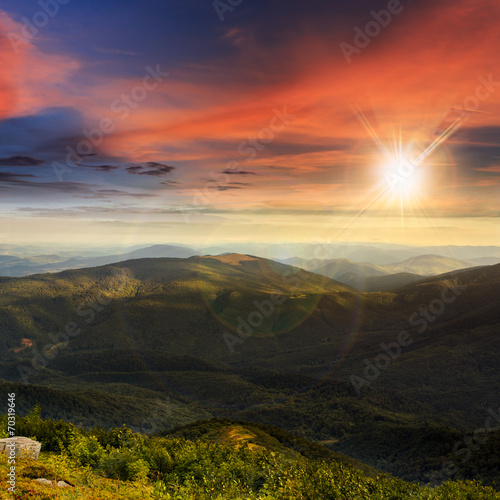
[0,11,79,117]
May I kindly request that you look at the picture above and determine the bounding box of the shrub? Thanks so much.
[68,434,105,467]
[100,449,150,481]
[20,462,58,481]
[16,417,77,451]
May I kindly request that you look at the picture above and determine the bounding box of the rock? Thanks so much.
[33,478,73,488]
[0,437,42,459]
[57,481,72,488]
[35,478,53,486]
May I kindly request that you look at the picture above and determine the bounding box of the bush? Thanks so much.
[100,448,150,481]
[68,434,105,467]
[145,439,175,480]
[16,417,77,451]
[19,462,58,481]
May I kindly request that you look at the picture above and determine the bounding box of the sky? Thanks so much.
[0,0,499,249]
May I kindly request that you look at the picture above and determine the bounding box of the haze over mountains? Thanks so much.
[1,251,500,483]
[0,241,499,284]
[285,254,479,291]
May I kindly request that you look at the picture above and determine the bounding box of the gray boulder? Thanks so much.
[35,478,53,486]
[0,436,41,459]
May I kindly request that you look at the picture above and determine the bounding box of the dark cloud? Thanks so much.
[0,156,44,166]
[454,126,500,145]
[0,107,85,160]
[92,190,155,199]
[0,176,98,194]
[126,162,176,176]
[160,180,181,187]
[0,172,36,182]
[216,185,244,191]
[94,47,138,56]
[221,169,256,175]
[81,165,120,172]
[0,173,157,199]
[126,166,143,174]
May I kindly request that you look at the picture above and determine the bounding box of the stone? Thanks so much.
[57,481,72,488]
[35,478,53,485]
[0,437,42,459]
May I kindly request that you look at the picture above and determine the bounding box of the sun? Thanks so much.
[382,157,423,200]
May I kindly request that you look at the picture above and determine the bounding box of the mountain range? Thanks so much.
[1,253,499,483]
[1,242,500,278]
[281,253,477,290]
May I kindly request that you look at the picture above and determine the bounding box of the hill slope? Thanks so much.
[3,414,500,499]
[1,257,500,484]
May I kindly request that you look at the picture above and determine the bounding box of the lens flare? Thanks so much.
[382,157,423,200]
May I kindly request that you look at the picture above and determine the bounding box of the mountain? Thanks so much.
[420,245,500,260]
[0,244,199,277]
[356,272,424,292]
[383,254,475,275]
[468,256,500,266]
[283,255,472,291]
[311,258,387,280]
[274,245,421,265]
[1,255,500,484]
[0,254,355,361]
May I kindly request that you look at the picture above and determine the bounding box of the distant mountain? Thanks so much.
[383,254,474,275]
[0,244,199,277]
[313,259,386,281]
[283,254,472,291]
[419,245,500,260]
[280,258,386,281]
[261,243,500,266]
[2,241,499,278]
[467,256,500,266]
[274,245,421,265]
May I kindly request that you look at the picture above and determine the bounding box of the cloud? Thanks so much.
[0,11,79,114]
[0,175,97,194]
[91,190,155,199]
[0,107,85,159]
[94,47,138,56]
[474,166,500,174]
[160,180,181,187]
[126,162,176,176]
[0,172,36,182]
[0,155,44,166]
[220,168,256,175]
[80,165,120,172]
[215,185,244,191]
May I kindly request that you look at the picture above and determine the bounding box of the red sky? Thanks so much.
[0,0,499,247]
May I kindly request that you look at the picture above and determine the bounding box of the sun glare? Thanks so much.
[382,157,423,200]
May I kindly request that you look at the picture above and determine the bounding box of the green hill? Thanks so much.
[1,255,500,485]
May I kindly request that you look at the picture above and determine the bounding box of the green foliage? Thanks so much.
[1,414,500,499]
[100,449,150,481]
[15,412,78,451]
[26,402,42,425]
[68,434,106,467]
[19,462,56,480]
